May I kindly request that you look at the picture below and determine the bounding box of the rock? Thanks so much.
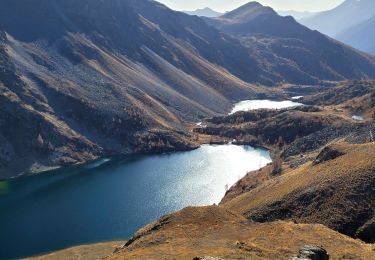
[356,220,375,243]
[313,145,344,165]
[291,245,329,260]
[36,134,44,148]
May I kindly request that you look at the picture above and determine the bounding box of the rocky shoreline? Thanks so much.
[0,133,200,181]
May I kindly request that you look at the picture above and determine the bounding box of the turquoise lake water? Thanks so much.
[0,144,271,259]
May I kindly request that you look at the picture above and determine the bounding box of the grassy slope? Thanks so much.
[107,206,375,259]
[223,142,375,241]
[27,241,124,260]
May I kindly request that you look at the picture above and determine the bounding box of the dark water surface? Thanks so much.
[0,144,270,259]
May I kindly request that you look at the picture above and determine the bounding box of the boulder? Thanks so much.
[313,146,344,165]
[291,245,329,260]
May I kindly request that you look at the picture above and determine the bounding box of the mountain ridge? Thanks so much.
[299,0,375,37]
[184,7,222,17]
[205,1,375,84]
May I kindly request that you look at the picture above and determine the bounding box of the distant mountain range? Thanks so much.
[299,0,375,54]
[337,16,375,55]
[2,0,375,177]
[204,2,375,83]
[184,7,222,17]
[299,0,375,37]
[277,10,316,20]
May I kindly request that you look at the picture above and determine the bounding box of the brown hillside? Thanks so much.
[223,142,375,242]
[107,206,375,259]
[27,241,124,260]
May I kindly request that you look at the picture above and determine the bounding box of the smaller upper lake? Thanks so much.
[352,115,364,121]
[230,99,303,114]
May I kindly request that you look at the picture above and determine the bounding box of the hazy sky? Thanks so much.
[157,0,346,12]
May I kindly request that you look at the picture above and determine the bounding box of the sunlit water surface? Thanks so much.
[352,115,364,121]
[230,99,303,114]
[0,144,270,259]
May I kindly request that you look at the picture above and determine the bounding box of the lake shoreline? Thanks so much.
[0,144,271,259]
[1,132,275,182]
[0,140,202,182]
[2,98,300,181]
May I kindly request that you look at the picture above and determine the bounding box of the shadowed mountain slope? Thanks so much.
[0,0,268,178]
[205,2,375,84]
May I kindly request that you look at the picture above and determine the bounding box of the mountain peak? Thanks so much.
[221,1,276,21]
[184,7,222,17]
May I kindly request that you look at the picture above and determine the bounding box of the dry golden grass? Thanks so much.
[222,142,375,242]
[223,142,374,213]
[221,164,274,204]
[27,241,125,260]
[107,206,375,260]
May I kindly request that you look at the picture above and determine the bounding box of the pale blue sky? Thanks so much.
[157,0,346,12]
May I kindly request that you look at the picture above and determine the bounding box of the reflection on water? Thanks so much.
[230,99,303,114]
[84,158,111,169]
[0,144,271,259]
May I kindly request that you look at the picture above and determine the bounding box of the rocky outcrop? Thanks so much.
[356,218,375,243]
[291,245,329,260]
[313,145,345,165]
